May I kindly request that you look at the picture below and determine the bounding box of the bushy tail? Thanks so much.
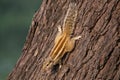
[63,3,78,35]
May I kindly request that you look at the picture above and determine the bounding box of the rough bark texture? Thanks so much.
[8,0,120,80]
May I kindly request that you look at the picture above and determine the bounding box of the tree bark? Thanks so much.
[8,0,120,80]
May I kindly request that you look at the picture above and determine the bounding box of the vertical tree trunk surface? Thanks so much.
[8,0,120,80]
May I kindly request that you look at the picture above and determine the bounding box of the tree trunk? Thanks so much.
[8,0,120,80]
